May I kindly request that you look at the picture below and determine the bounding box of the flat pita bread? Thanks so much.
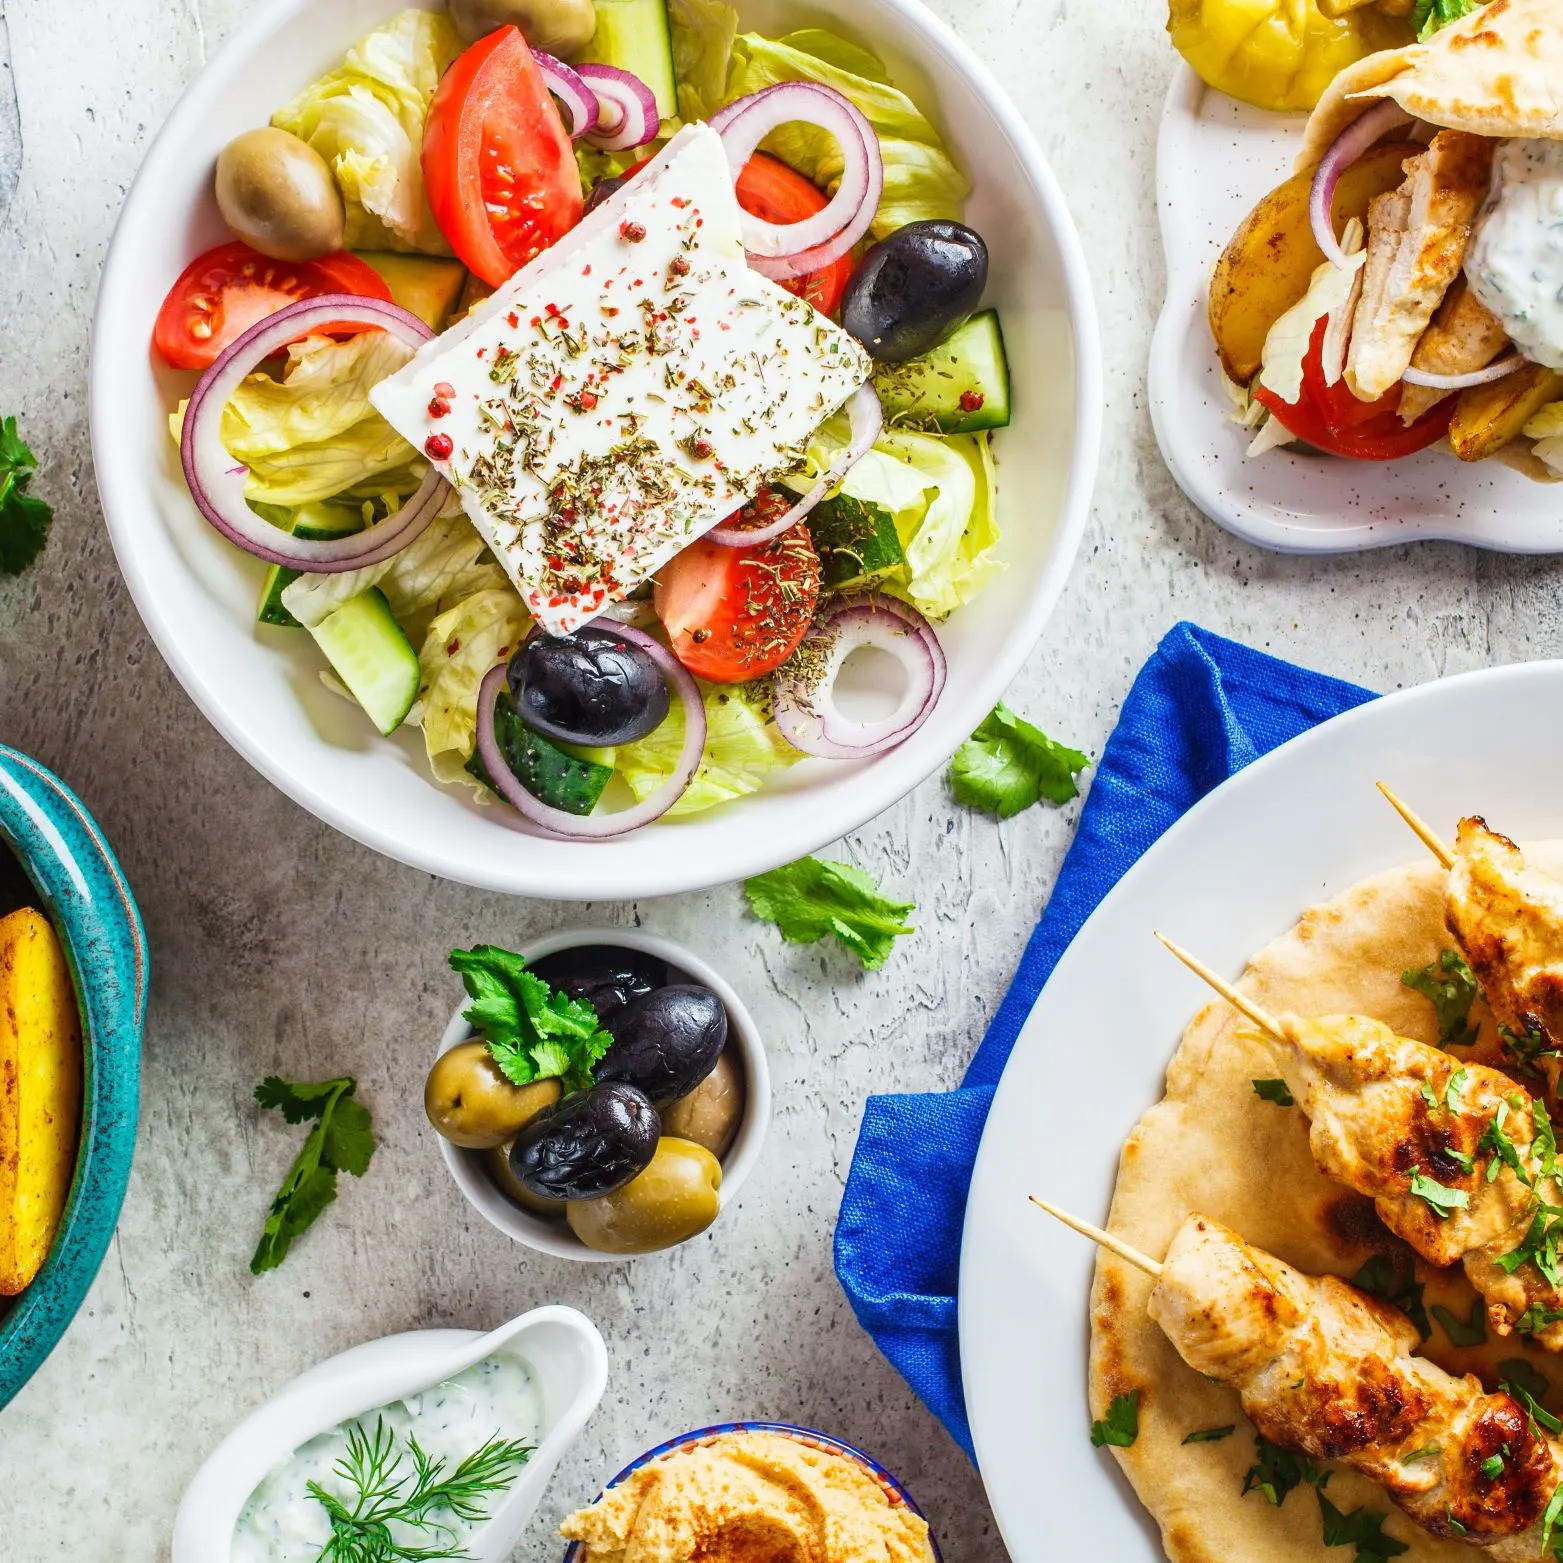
[1298,0,1563,170]
[1089,846,1563,1563]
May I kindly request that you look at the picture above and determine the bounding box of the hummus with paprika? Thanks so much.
[559,1429,934,1562]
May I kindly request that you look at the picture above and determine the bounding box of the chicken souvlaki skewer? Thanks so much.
[1033,1199,1563,1559]
[1157,935,1563,1348]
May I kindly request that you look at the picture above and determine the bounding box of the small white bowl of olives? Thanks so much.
[428,928,769,1262]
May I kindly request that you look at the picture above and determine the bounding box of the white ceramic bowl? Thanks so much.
[436,928,769,1262]
[90,0,1100,899]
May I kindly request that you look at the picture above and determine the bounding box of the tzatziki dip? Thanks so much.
[231,1350,541,1562]
[1467,138,1563,370]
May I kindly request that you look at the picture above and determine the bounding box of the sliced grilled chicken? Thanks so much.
[1400,279,1513,424]
[1346,132,1496,401]
[1147,1216,1563,1556]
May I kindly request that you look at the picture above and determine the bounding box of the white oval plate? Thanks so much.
[1148,65,1563,556]
[959,659,1563,1560]
[89,0,1100,901]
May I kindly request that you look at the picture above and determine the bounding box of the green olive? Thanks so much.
[486,1142,569,1219]
[660,1048,745,1160]
[214,127,345,262]
[449,0,597,56]
[424,1042,562,1149]
[567,1137,721,1255]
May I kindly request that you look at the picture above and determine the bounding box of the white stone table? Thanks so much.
[2,0,1558,1557]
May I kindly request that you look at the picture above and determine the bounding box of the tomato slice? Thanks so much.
[1253,318,1454,461]
[152,243,394,370]
[735,153,855,318]
[422,26,583,288]
[654,526,822,683]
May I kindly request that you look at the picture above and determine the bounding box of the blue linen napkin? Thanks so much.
[833,622,1377,1460]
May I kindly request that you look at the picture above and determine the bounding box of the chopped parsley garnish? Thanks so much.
[1408,1166,1469,1216]
[1318,1491,1410,1561]
[1500,1360,1562,1438]
[1252,1078,1295,1107]
[743,856,915,971]
[1540,1482,1563,1555]
[1516,1304,1563,1338]
[449,945,613,1092]
[1536,1098,1559,1181]
[1090,1390,1140,1449]
[1401,1445,1441,1464]
[1432,1297,1488,1347]
[1420,1066,1469,1116]
[1443,1147,1476,1175]
[1242,1435,1323,1507]
[1183,1425,1235,1445]
[949,703,1089,818]
[1495,1203,1563,1289]
[1480,1451,1507,1481]
[251,1076,375,1274]
[1479,1101,1531,1186]
[0,416,53,577]
[1502,1021,1560,1074]
[1401,949,1481,1049]
[1410,0,1483,41]
[1351,1254,1430,1340]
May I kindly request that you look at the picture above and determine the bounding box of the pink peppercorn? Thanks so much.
[424,432,454,460]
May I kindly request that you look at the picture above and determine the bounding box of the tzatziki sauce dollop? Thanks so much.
[230,1349,541,1562]
[1466,138,1563,370]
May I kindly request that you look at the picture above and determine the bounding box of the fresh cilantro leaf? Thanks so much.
[1444,1148,1476,1175]
[1090,1389,1139,1448]
[1410,0,1482,40]
[949,702,1088,818]
[1252,1078,1295,1107]
[1242,1435,1323,1507]
[251,1076,375,1274]
[1318,1491,1410,1560]
[1540,1481,1563,1555]
[1183,1425,1235,1445]
[743,857,915,970]
[1432,1297,1488,1347]
[1501,1022,1560,1075]
[1496,1204,1563,1289]
[1480,1101,1533,1187]
[1351,1254,1430,1340]
[1401,950,1481,1049]
[449,945,614,1092]
[0,417,52,577]
[1409,1166,1469,1216]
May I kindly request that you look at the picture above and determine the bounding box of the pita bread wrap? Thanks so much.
[1298,0,1563,169]
[1089,845,1563,1563]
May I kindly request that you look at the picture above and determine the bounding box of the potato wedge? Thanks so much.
[1210,141,1420,385]
[1448,363,1563,463]
[0,907,82,1296]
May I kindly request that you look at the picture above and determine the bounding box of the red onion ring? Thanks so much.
[1403,353,1525,390]
[180,294,450,572]
[715,83,883,280]
[533,50,601,139]
[474,620,706,838]
[1308,101,1413,269]
[773,595,947,759]
[707,384,882,547]
[578,63,660,151]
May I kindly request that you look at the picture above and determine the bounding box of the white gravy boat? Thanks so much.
[172,1305,608,1563]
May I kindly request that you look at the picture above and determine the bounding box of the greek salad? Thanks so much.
[159,0,1012,839]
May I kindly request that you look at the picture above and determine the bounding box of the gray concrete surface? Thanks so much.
[3,0,1562,1558]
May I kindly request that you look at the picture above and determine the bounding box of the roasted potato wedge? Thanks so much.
[1210,141,1420,385]
[0,907,82,1296]
[1448,363,1563,463]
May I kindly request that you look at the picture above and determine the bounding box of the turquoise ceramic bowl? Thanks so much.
[0,742,147,1412]
[560,1420,943,1561]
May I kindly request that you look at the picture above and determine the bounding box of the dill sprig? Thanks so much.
[307,1416,532,1562]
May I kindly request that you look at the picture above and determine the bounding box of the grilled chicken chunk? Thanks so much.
[1400,279,1513,424]
[1346,132,1496,401]
[1148,1216,1562,1554]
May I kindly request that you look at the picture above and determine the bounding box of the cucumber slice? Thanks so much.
[579,0,677,120]
[255,503,366,629]
[807,494,907,591]
[354,253,469,331]
[309,588,421,736]
[466,693,614,816]
[875,310,1012,434]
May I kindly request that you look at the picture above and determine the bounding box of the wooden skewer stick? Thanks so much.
[1154,933,1292,1042]
[1029,1196,1163,1279]
[1375,781,1454,870]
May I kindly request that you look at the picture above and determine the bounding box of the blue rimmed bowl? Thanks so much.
[0,742,147,1412]
[561,1420,943,1561]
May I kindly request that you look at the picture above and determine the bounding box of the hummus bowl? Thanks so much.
[560,1420,942,1562]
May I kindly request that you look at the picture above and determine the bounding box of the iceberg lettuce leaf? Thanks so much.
[669,0,739,123]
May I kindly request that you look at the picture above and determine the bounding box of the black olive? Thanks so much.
[596,985,728,1104]
[509,1082,660,1201]
[509,625,670,747]
[584,177,627,216]
[530,945,667,1020]
[841,220,989,363]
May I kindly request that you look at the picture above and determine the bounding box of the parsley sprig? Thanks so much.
[744,856,915,970]
[949,703,1088,818]
[1410,0,1483,40]
[1401,950,1481,1049]
[0,416,53,576]
[1252,1078,1295,1107]
[1242,1435,1324,1507]
[1090,1389,1140,1448]
[1408,1166,1469,1217]
[1351,1254,1429,1340]
[1318,1491,1409,1562]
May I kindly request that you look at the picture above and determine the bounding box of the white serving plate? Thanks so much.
[958,659,1563,1560]
[1148,64,1563,556]
[89,0,1101,900]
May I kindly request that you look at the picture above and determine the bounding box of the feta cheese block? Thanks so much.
[370,123,873,635]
